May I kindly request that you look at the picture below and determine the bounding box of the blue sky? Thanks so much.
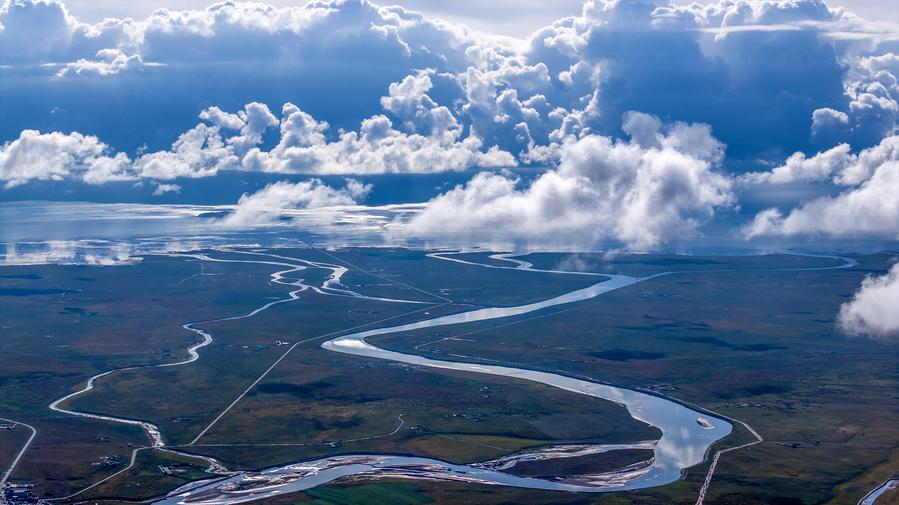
[0,0,897,251]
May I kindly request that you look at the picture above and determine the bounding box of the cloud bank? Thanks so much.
[1,0,896,159]
[0,101,515,186]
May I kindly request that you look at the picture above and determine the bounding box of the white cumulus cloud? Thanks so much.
[744,135,899,239]
[0,99,515,187]
[242,106,515,174]
[838,263,899,338]
[221,178,372,227]
[398,112,734,249]
[0,129,132,187]
[152,183,181,196]
[133,123,236,180]
[812,52,899,148]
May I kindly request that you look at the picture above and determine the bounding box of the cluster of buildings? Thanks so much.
[1,483,45,505]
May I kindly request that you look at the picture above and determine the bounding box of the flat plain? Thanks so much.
[1,248,896,504]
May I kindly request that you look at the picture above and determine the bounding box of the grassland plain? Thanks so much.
[68,247,607,449]
[50,248,658,500]
[191,347,659,463]
[2,249,895,504]
[69,290,430,446]
[1,252,436,497]
[0,247,632,501]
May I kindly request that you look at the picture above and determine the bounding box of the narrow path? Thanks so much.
[694,418,764,505]
[0,417,37,487]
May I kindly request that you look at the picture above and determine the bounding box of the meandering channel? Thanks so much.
[38,249,856,504]
[157,252,735,504]
[157,251,854,504]
[320,261,732,492]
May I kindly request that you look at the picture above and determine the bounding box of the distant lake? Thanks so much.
[2,200,894,266]
[0,200,406,265]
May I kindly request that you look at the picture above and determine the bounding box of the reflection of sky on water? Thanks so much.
[4,201,895,266]
[0,200,600,265]
[0,201,412,265]
[0,200,412,242]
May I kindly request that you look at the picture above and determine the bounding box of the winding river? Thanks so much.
[41,249,855,504]
[154,252,740,504]
[859,479,899,505]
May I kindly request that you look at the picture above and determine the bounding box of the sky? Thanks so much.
[0,0,897,251]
